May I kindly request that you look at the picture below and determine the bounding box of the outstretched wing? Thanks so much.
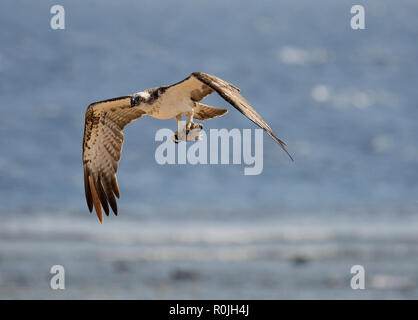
[82,96,146,223]
[166,72,293,160]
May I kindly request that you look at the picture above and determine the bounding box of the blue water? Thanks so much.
[1,0,418,299]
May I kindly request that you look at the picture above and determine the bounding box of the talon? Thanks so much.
[185,123,203,141]
[172,132,179,143]
[190,123,203,130]
[174,122,203,142]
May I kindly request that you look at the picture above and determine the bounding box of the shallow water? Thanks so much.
[1,209,418,299]
[0,0,417,299]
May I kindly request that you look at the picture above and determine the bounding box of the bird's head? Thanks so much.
[131,91,151,106]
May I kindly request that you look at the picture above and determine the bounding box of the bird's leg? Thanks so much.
[178,114,186,140]
[185,110,203,141]
[185,109,194,131]
[172,114,186,143]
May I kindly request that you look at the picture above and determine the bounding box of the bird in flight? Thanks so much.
[83,72,293,223]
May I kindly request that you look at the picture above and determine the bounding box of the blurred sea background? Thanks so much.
[1,0,418,299]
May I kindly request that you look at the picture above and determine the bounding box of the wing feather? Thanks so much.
[84,165,93,212]
[166,72,293,160]
[191,72,293,161]
[82,96,145,223]
[164,75,215,102]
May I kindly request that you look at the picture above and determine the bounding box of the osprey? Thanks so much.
[83,72,293,223]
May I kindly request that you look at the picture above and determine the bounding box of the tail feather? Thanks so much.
[193,103,228,121]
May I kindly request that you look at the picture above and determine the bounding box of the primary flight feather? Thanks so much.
[82,72,293,223]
